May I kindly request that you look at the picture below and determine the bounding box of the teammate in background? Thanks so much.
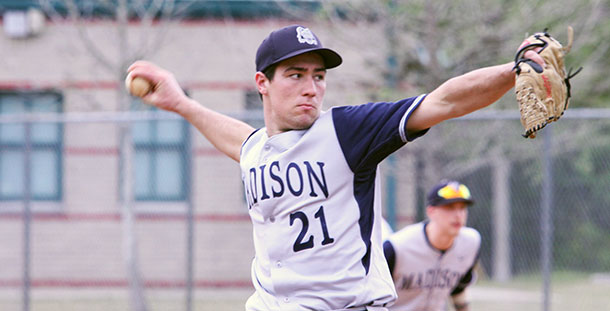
[126,25,542,310]
[383,180,480,311]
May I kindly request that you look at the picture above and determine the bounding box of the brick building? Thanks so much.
[0,1,416,296]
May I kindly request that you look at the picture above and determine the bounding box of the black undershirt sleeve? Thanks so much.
[451,249,481,296]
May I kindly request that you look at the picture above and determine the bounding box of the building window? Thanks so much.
[244,89,265,128]
[245,90,263,111]
[131,105,190,201]
[0,91,63,201]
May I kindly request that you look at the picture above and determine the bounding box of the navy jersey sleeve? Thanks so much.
[332,95,427,172]
[383,240,396,278]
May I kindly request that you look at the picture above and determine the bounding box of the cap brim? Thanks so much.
[432,198,474,206]
[263,47,342,72]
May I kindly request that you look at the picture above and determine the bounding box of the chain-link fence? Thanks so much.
[1,109,609,311]
[382,108,610,311]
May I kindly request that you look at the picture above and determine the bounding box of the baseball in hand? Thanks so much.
[125,75,152,97]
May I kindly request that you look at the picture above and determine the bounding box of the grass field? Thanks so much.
[472,271,610,311]
[1,272,608,311]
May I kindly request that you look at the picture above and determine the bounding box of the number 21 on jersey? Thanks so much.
[289,206,335,252]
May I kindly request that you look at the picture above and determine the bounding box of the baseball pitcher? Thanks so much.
[126,25,543,310]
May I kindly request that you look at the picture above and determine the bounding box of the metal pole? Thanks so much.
[541,125,554,311]
[22,120,32,311]
[384,0,398,229]
[186,204,194,311]
[492,156,511,282]
[186,136,194,311]
[118,79,148,311]
[119,120,149,311]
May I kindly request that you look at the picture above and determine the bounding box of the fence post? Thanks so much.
[22,120,32,311]
[186,135,194,311]
[492,155,511,282]
[119,119,148,311]
[541,125,554,311]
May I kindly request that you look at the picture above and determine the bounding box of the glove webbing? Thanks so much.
[513,30,551,74]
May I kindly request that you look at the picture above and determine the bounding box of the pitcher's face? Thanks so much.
[259,52,326,135]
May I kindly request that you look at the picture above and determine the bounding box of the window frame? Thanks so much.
[131,105,191,202]
[0,90,64,202]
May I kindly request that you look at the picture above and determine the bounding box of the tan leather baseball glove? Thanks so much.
[513,26,582,139]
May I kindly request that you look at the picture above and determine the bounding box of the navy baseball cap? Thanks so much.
[427,180,474,207]
[255,25,343,72]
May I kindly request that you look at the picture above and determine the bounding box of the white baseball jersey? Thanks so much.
[384,222,481,311]
[240,95,428,310]
[381,218,395,240]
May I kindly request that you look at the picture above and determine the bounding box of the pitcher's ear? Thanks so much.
[255,72,269,95]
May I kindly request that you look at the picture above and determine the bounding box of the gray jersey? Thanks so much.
[385,222,481,311]
[240,95,427,310]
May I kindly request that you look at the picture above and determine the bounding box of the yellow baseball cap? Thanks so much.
[427,180,474,206]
